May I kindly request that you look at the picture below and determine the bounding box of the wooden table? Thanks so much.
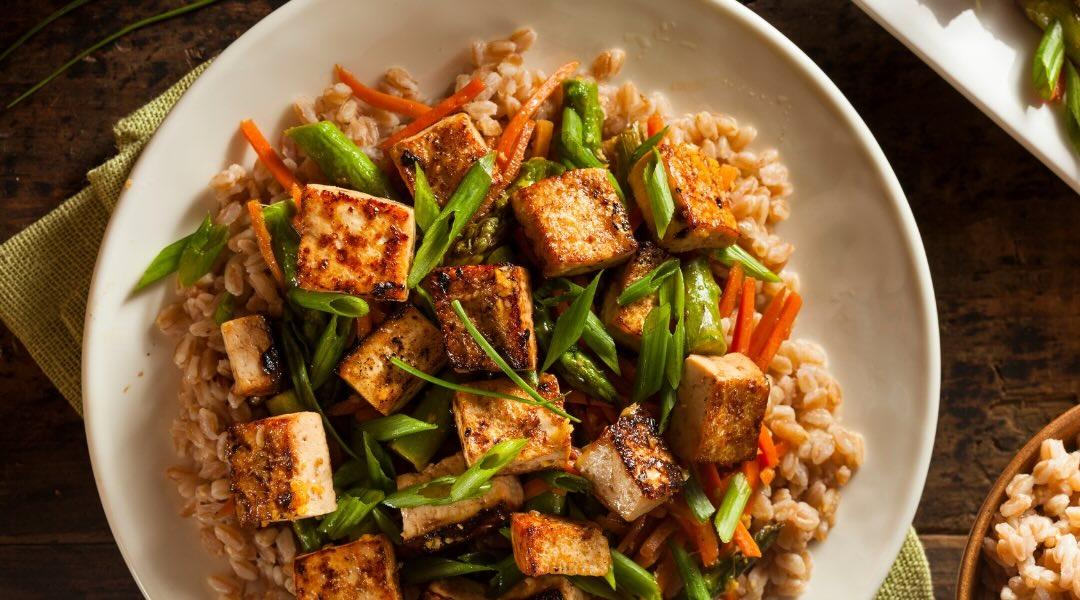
[1,0,1076,597]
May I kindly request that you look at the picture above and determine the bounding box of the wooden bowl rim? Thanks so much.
[957,403,1080,599]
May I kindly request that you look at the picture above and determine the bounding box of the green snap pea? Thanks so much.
[285,121,394,198]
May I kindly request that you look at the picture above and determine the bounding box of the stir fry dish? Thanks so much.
[149,29,864,599]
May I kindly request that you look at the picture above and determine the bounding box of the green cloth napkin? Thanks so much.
[0,63,932,599]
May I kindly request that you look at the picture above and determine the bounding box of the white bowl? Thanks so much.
[82,0,940,597]
[854,0,1080,194]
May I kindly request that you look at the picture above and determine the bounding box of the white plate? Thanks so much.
[854,0,1080,194]
[82,0,940,597]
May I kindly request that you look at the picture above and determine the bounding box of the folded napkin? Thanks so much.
[0,61,932,599]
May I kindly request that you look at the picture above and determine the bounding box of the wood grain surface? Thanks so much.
[1,0,1077,598]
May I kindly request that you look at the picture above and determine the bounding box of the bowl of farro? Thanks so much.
[959,404,1080,599]
[81,0,939,598]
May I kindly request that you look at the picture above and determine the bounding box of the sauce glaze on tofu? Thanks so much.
[293,534,403,600]
[390,113,491,207]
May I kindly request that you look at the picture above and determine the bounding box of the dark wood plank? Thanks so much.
[922,534,967,600]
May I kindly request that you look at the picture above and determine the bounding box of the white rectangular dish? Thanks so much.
[854,0,1080,194]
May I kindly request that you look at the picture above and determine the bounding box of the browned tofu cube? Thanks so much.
[293,534,402,600]
[599,242,672,352]
[390,113,491,206]
[339,306,447,415]
[453,375,572,475]
[576,404,685,521]
[510,511,611,577]
[226,412,336,527]
[510,168,638,277]
[502,576,587,600]
[220,315,282,397]
[667,353,770,466]
[629,142,738,252]
[422,578,488,600]
[296,184,415,301]
[397,453,523,553]
[423,265,536,373]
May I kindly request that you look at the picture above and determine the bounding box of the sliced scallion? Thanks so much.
[177,215,229,287]
[449,438,528,502]
[683,471,717,522]
[134,233,192,292]
[288,288,370,318]
[632,303,672,403]
[1035,20,1066,100]
[617,259,680,306]
[358,414,439,441]
[668,541,711,600]
[644,148,675,239]
[713,244,781,283]
[400,557,496,585]
[714,472,752,543]
[542,271,603,371]
[413,163,440,232]
[1066,61,1080,153]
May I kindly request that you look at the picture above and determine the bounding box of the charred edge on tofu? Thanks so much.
[404,504,514,554]
[608,407,685,500]
[261,344,282,379]
[400,149,421,167]
[226,419,298,527]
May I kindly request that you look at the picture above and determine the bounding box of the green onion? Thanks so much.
[617,259,680,306]
[484,245,515,264]
[632,304,672,403]
[450,438,528,502]
[524,489,567,515]
[358,414,439,441]
[537,279,621,374]
[7,0,222,109]
[388,387,453,470]
[317,489,384,540]
[287,288,370,318]
[628,126,670,167]
[535,470,591,493]
[662,267,686,390]
[382,475,464,508]
[712,244,781,283]
[644,148,676,239]
[369,506,403,545]
[488,555,525,597]
[332,459,367,491]
[714,472,752,543]
[668,541,710,600]
[134,233,192,292]
[212,293,235,325]
[611,549,661,600]
[177,215,229,287]
[266,390,305,416]
[542,271,603,371]
[1066,61,1080,153]
[407,152,497,288]
[309,314,354,389]
[360,432,396,494]
[569,576,621,600]
[261,200,301,286]
[413,163,440,232]
[450,300,578,422]
[285,121,394,198]
[558,107,605,168]
[400,557,496,585]
[390,358,568,407]
[682,256,727,355]
[0,0,96,65]
[1035,20,1066,100]
[683,472,717,522]
[657,385,677,434]
[292,519,323,553]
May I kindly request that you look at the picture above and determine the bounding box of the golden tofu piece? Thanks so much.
[390,113,491,206]
[296,184,415,301]
[422,578,488,600]
[397,453,523,553]
[599,242,672,352]
[453,375,572,475]
[423,265,536,373]
[629,142,738,252]
[220,315,282,397]
[226,412,336,527]
[667,353,770,466]
[293,534,402,600]
[510,511,611,577]
[510,168,638,277]
[576,404,685,521]
[502,576,587,600]
[339,306,447,415]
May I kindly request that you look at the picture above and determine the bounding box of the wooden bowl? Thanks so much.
[958,403,1080,599]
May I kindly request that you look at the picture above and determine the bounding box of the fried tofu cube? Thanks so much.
[667,353,770,466]
[390,113,491,206]
[423,265,536,373]
[422,578,488,600]
[339,306,446,415]
[510,511,611,577]
[220,315,282,397]
[599,242,672,351]
[629,142,738,252]
[398,453,523,553]
[502,576,587,600]
[453,375,572,475]
[296,184,415,301]
[293,534,402,600]
[576,404,685,521]
[511,168,638,277]
[226,412,336,527]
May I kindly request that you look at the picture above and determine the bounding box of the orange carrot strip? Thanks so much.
[528,119,554,159]
[729,278,756,355]
[755,291,803,370]
[654,549,682,598]
[240,119,299,193]
[760,467,776,488]
[733,521,761,558]
[668,500,720,567]
[717,263,744,318]
[647,113,665,137]
[636,520,679,568]
[379,78,487,150]
[725,591,739,600]
[497,119,536,187]
[523,478,557,500]
[696,463,726,506]
[617,515,652,554]
[748,288,788,360]
[245,200,285,286]
[742,459,760,492]
[758,425,779,468]
[495,61,579,170]
[334,64,431,118]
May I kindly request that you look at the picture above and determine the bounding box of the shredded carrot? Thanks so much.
[717,263,744,318]
[635,520,679,568]
[729,278,756,355]
[696,462,726,505]
[523,478,557,500]
[742,459,760,491]
[528,119,554,158]
[495,61,579,170]
[748,287,788,360]
[733,521,762,558]
[758,425,779,468]
[760,467,776,488]
[245,200,285,286]
[379,78,487,150]
[334,64,431,118]
[240,119,300,193]
[647,113,665,137]
[718,164,740,191]
[668,500,720,567]
[497,119,536,187]
[617,515,652,554]
[654,548,682,598]
[595,512,629,536]
[725,590,739,600]
[754,291,803,370]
